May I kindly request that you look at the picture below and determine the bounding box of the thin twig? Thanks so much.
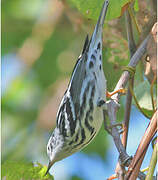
[128,6,141,35]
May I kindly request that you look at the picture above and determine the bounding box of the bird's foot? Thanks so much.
[106,88,127,98]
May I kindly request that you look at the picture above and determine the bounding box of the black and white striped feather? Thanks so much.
[46,0,109,174]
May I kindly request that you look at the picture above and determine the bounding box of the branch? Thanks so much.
[106,34,152,179]
[115,9,137,179]
[125,110,157,179]
[113,34,150,98]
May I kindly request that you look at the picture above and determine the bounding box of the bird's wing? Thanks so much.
[56,35,89,128]
[68,35,89,105]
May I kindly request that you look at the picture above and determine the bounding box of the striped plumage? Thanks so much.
[46,0,109,174]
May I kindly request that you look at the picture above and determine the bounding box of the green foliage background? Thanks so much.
[2,0,155,179]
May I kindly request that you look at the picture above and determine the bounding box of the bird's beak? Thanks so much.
[45,161,54,176]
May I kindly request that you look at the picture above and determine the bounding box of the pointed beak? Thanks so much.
[89,0,109,48]
[45,161,54,176]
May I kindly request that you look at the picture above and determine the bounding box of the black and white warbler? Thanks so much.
[46,0,109,174]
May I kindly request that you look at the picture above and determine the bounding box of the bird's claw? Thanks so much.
[106,88,127,98]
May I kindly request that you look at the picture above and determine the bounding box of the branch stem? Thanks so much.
[145,143,157,180]
[115,10,136,179]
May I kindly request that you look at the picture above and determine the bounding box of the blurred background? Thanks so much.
[2,0,156,179]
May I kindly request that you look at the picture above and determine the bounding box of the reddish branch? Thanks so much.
[125,110,157,179]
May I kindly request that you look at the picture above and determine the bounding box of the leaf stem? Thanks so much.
[145,142,157,180]
[128,6,141,35]
[150,75,156,112]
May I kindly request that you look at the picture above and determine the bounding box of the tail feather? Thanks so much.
[89,0,109,49]
[81,35,89,54]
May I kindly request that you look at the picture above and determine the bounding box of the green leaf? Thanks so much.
[2,0,44,20]
[70,176,82,180]
[2,161,54,180]
[32,22,78,88]
[134,80,156,116]
[68,0,131,20]
[141,108,153,119]
[2,76,41,117]
[103,47,123,91]
[134,0,139,12]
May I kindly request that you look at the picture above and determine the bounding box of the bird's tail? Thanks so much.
[89,0,109,49]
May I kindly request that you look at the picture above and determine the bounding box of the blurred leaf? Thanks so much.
[2,0,36,55]
[141,108,153,119]
[134,63,144,84]
[70,176,82,180]
[134,0,139,12]
[103,47,123,91]
[2,0,44,20]
[68,0,131,21]
[2,161,54,180]
[134,80,156,114]
[2,75,41,116]
[2,19,33,55]
[33,21,81,88]
[117,98,125,122]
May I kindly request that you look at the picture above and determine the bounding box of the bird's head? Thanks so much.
[45,129,66,175]
[45,136,56,176]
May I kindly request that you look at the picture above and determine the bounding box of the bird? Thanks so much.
[45,0,109,175]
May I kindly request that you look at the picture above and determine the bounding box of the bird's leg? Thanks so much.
[97,98,107,110]
[97,99,112,134]
[106,88,126,98]
[102,103,124,135]
[97,97,124,134]
[104,119,124,135]
[104,118,112,135]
